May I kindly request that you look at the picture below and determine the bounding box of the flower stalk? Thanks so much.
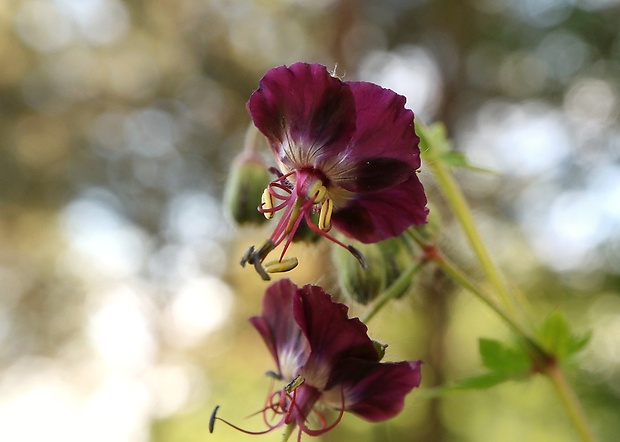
[546,361,597,442]
[281,422,295,442]
[409,230,533,341]
[423,141,518,316]
[417,123,597,442]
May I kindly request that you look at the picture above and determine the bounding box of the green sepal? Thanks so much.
[372,340,388,361]
[451,372,509,390]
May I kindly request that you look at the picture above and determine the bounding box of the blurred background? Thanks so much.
[1,0,620,441]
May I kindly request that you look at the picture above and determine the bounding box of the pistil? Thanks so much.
[241,169,367,280]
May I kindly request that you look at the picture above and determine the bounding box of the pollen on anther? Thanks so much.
[307,180,327,203]
[285,375,305,393]
[264,257,299,273]
[318,199,333,231]
[261,188,275,219]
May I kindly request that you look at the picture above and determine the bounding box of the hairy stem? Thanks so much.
[546,361,598,442]
[424,138,518,316]
[417,123,597,442]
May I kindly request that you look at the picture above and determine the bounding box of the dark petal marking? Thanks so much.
[337,359,422,422]
[332,174,428,243]
[337,157,414,193]
[314,80,421,182]
[344,81,421,167]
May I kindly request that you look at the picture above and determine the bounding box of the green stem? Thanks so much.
[243,122,262,154]
[418,124,597,442]
[413,233,597,442]
[546,361,598,442]
[361,259,427,323]
[411,233,533,342]
[426,150,517,315]
[280,422,296,442]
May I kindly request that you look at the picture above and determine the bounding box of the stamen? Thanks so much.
[306,180,327,203]
[298,387,346,437]
[318,199,333,231]
[264,257,299,273]
[284,375,305,393]
[301,210,369,269]
[284,200,302,234]
[348,245,368,269]
[261,188,275,219]
[242,168,367,278]
[240,245,255,267]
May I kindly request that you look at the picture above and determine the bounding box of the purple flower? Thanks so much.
[241,62,428,279]
[210,279,422,440]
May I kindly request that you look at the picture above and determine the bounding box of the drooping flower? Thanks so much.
[210,279,422,440]
[241,62,428,279]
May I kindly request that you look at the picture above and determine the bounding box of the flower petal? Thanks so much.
[318,81,421,191]
[348,81,420,166]
[332,174,429,243]
[336,157,415,193]
[247,63,356,170]
[293,284,379,389]
[335,359,422,422]
[249,279,310,379]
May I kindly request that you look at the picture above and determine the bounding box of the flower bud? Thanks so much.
[380,237,416,299]
[372,340,388,361]
[332,240,386,305]
[332,235,415,305]
[223,127,271,225]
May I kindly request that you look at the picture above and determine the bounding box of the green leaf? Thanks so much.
[537,312,591,359]
[417,121,449,159]
[451,372,509,390]
[445,338,532,391]
[479,338,531,376]
[440,151,497,174]
[416,121,496,173]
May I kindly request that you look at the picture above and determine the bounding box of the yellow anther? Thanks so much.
[264,257,299,273]
[307,180,327,203]
[285,200,302,234]
[318,198,333,231]
[261,188,274,219]
[285,374,305,393]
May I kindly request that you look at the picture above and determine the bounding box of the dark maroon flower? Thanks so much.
[210,279,422,440]
[241,62,428,279]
